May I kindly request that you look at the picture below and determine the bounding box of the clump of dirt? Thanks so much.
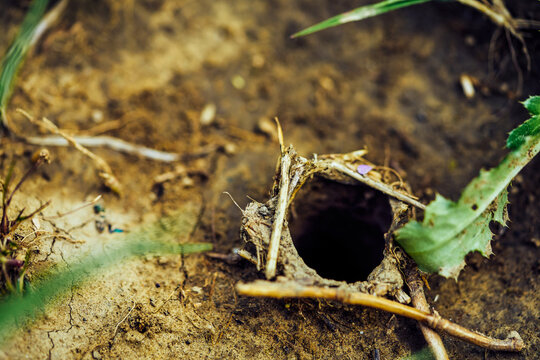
[0,0,539,359]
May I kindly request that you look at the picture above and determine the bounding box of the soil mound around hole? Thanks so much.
[289,178,392,283]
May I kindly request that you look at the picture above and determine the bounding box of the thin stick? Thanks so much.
[236,281,524,352]
[329,162,426,210]
[406,269,449,360]
[46,195,102,219]
[26,135,181,162]
[274,117,284,153]
[17,109,122,195]
[113,302,135,337]
[265,152,291,279]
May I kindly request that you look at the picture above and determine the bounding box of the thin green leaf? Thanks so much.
[0,213,212,344]
[292,0,432,38]
[0,0,50,127]
[507,96,540,150]
[396,96,540,279]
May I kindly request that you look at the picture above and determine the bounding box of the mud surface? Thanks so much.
[0,0,539,359]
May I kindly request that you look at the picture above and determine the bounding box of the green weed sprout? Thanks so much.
[396,96,540,279]
[1,150,51,294]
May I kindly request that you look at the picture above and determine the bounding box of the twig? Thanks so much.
[26,135,181,162]
[406,268,449,360]
[79,119,128,136]
[46,195,102,219]
[17,109,122,195]
[265,149,291,279]
[112,302,135,337]
[328,162,426,210]
[274,117,284,152]
[236,281,524,352]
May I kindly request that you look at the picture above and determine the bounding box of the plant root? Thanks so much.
[406,268,449,360]
[26,135,182,163]
[236,280,524,352]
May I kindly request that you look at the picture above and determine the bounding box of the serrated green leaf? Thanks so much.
[291,0,431,38]
[507,96,540,150]
[507,115,540,150]
[523,95,540,115]
[396,99,540,279]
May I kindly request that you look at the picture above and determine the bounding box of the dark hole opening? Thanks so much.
[289,178,392,283]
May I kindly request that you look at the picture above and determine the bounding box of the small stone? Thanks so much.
[460,74,475,99]
[91,110,104,123]
[251,54,265,68]
[464,35,476,46]
[200,103,216,126]
[92,350,102,359]
[181,176,194,188]
[223,142,237,155]
[318,76,335,92]
[231,75,246,89]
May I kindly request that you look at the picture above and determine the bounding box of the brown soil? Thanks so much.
[0,0,539,359]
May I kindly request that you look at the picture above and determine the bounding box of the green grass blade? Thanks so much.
[0,0,50,127]
[396,96,540,278]
[0,216,212,345]
[292,0,432,38]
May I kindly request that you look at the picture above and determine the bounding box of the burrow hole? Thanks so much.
[289,178,392,283]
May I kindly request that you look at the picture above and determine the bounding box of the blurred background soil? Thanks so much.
[0,0,539,358]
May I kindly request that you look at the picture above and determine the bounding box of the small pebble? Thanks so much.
[460,74,475,99]
[200,103,216,126]
[251,54,265,68]
[91,110,104,123]
[464,35,476,46]
[318,76,335,92]
[232,75,246,89]
[223,142,237,155]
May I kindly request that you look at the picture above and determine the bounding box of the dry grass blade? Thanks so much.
[17,109,122,195]
[265,147,291,279]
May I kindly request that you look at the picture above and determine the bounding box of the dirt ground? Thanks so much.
[0,0,539,359]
